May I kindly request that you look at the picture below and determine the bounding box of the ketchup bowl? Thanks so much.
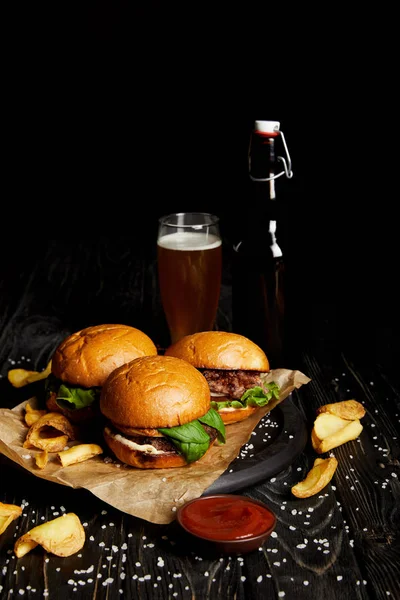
[176,494,276,555]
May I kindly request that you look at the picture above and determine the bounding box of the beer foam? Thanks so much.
[158,232,221,251]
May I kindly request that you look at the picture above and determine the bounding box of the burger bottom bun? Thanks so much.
[103,427,190,469]
[218,405,258,425]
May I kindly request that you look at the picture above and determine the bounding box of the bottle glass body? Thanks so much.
[232,132,287,367]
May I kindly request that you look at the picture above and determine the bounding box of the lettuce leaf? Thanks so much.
[56,383,98,411]
[211,381,280,411]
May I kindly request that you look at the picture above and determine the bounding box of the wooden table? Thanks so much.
[0,237,399,600]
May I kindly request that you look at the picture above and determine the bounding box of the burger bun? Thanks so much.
[52,324,158,388]
[100,355,210,430]
[164,331,270,371]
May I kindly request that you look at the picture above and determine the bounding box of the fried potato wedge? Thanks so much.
[311,427,321,452]
[24,431,68,453]
[14,513,85,558]
[8,361,52,388]
[0,503,23,535]
[35,450,49,469]
[25,404,48,427]
[313,412,351,440]
[316,399,366,420]
[316,419,363,454]
[24,412,76,452]
[57,444,103,467]
[291,457,338,498]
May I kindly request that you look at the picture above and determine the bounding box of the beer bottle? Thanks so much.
[232,120,293,367]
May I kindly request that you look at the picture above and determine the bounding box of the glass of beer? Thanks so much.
[157,212,222,344]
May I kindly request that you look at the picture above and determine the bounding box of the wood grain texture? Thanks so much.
[0,238,399,600]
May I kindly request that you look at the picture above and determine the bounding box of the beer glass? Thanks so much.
[157,212,222,344]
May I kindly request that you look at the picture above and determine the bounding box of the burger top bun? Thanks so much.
[164,331,270,371]
[51,324,158,388]
[100,355,211,430]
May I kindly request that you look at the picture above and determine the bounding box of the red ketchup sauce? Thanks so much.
[179,496,276,541]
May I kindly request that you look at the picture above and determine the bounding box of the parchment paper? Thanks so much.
[0,369,310,524]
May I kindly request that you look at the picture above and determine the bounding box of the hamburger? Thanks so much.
[45,324,158,424]
[100,354,226,468]
[164,331,280,425]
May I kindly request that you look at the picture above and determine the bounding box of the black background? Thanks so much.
[3,2,398,368]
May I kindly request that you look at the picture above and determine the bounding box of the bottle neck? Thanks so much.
[249,134,276,178]
[249,134,277,201]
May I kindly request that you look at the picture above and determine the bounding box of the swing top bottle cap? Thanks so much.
[254,121,280,137]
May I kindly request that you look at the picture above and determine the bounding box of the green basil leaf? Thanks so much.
[56,384,98,411]
[158,420,210,444]
[158,412,227,463]
[171,439,211,463]
[158,420,211,463]
[198,408,226,444]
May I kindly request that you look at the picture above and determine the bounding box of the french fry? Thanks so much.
[35,450,49,469]
[57,444,103,467]
[316,419,363,454]
[0,502,23,535]
[313,412,351,440]
[316,399,366,420]
[14,513,85,558]
[8,361,52,388]
[291,457,338,498]
[25,403,48,427]
[24,412,76,452]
